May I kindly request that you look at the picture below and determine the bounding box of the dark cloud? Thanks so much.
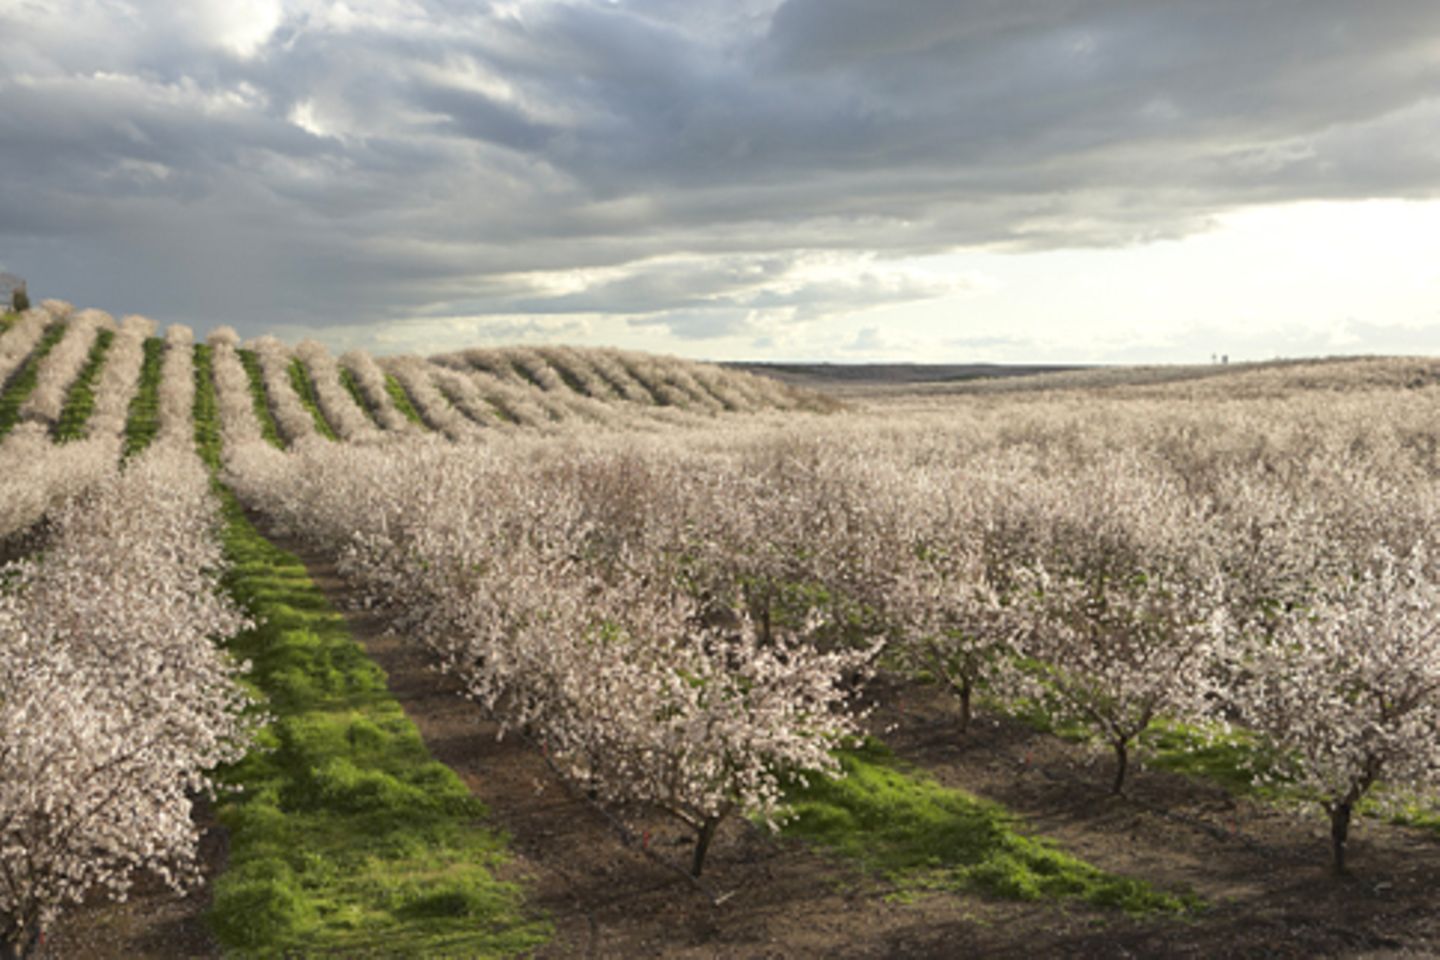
[1,0,1437,348]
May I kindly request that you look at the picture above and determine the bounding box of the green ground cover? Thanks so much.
[289,357,340,440]
[237,347,286,449]
[0,321,68,439]
[207,520,549,956]
[782,740,1198,914]
[53,328,115,441]
[1002,696,1440,839]
[192,344,222,469]
[339,367,385,429]
[190,353,548,956]
[384,373,427,427]
[121,337,165,458]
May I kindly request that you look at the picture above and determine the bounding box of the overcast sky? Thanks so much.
[2,0,1438,362]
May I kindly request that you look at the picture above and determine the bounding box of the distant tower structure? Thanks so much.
[1221,354,1229,365]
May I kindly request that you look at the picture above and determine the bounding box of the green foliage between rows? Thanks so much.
[188,359,546,955]
[1146,723,1440,838]
[0,321,69,440]
[383,373,427,428]
[208,512,548,956]
[122,337,165,458]
[1386,800,1440,836]
[192,344,222,470]
[340,367,385,429]
[1137,720,1287,797]
[237,347,286,449]
[53,328,115,442]
[781,741,1198,915]
[289,356,340,441]
[997,696,1440,841]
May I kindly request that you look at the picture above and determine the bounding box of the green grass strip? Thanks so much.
[208,503,550,957]
[237,348,285,450]
[1001,688,1287,797]
[0,321,68,439]
[192,344,223,471]
[289,356,340,441]
[340,367,385,430]
[54,328,115,442]
[1385,799,1440,837]
[1144,722,1440,838]
[782,740,1198,915]
[1137,719,1289,798]
[190,355,546,955]
[122,337,166,458]
[1017,701,1440,841]
[0,310,17,332]
[383,373,427,428]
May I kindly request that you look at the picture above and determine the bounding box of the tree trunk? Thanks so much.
[1330,801,1353,875]
[1111,739,1129,795]
[958,678,972,734]
[691,816,721,878]
[0,922,40,960]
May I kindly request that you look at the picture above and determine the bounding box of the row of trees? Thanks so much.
[228,434,877,877]
[226,386,1440,874]
[0,442,261,957]
[0,303,68,391]
[17,310,112,429]
[199,328,816,452]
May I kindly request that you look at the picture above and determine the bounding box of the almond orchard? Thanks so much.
[2,299,1439,956]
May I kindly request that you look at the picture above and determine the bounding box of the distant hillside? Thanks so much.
[724,361,1086,388]
[727,356,1440,400]
[895,355,1440,398]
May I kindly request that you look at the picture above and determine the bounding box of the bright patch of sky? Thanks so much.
[839,200,1440,365]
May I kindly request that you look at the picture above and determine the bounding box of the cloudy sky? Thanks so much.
[2,0,1438,362]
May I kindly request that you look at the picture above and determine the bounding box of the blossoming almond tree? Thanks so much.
[0,303,67,388]
[887,459,1048,731]
[155,324,195,445]
[1011,459,1227,794]
[207,329,267,449]
[381,355,486,441]
[0,443,259,955]
[339,349,420,434]
[0,425,120,543]
[18,309,112,429]
[1231,544,1440,873]
[249,335,318,445]
[1017,564,1228,794]
[85,315,154,441]
[442,566,876,877]
[296,339,384,443]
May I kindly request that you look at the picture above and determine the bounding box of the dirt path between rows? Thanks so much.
[48,523,1440,958]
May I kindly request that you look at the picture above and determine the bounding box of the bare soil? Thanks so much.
[48,530,1440,958]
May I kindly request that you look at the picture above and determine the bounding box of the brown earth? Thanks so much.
[47,529,1440,959]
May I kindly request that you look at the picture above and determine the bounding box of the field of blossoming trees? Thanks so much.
[3,298,1440,957]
